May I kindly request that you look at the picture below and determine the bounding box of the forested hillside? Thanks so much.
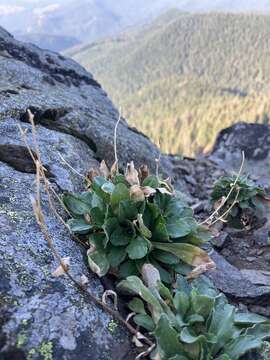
[68,11,270,155]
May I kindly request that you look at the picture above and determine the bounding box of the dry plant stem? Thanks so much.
[22,110,153,349]
[58,151,86,180]
[199,151,245,226]
[155,138,161,178]
[114,109,121,172]
[46,182,73,218]
[45,176,88,249]
[210,187,240,226]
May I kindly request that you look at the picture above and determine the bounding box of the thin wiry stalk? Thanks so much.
[114,109,121,173]
[210,187,241,226]
[155,138,161,178]
[58,151,86,180]
[19,109,154,350]
[198,151,245,226]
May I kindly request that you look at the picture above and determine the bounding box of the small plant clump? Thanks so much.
[118,273,270,360]
[63,161,213,283]
[211,174,269,228]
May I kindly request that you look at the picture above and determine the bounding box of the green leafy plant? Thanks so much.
[63,161,213,282]
[118,274,270,360]
[211,174,268,228]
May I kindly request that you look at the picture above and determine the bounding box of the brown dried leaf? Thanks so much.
[132,336,144,348]
[84,213,91,224]
[135,344,156,360]
[186,259,216,280]
[102,290,118,310]
[99,160,110,178]
[110,161,118,176]
[151,353,161,360]
[87,169,99,183]
[142,186,156,197]
[258,195,270,207]
[80,274,89,286]
[142,263,160,288]
[130,185,145,202]
[125,161,140,185]
[52,257,70,277]
[157,187,172,195]
[139,164,149,183]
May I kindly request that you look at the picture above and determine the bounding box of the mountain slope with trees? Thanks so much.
[68,11,270,155]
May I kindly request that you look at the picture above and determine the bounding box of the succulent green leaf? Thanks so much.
[164,197,193,220]
[111,183,130,209]
[244,323,270,340]
[118,260,139,278]
[110,224,134,246]
[101,181,115,195]
[190,290,215,319]
[111,174,130,186]
[137,214,152,238]
[223,335,262,358]
[103,217,118,245]
[126,236,150,259]
[209,303,236,356]
[172,262,192,276]
[157,281,173,303]
[87,249,110,277]
[168,356,189,360]
[134,314,155,331]
[235,312,269,325]
[179,327,206,344]
[186,314,205,325]
[128,297,146,315]
[152,215,170,242]
[150,259,173,284]
[92,176,113,202]
[154,314,185,357]
[107,245,126,267]
[118,200,138,222]
[67,218,93,234]
[117,276,163,315]
[142,175,160,188]
[63,193,92,215]
[184,226,212,246]
[173,291,190,317]
[152,249,180,265]
[152,242,211,266]
[90,207,105,225]
[215,355,232,360]
[166,218,196,238]
[192,276,219,298]
[89,233,107,250]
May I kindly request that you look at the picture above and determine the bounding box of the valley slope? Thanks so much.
[68,11,270,156]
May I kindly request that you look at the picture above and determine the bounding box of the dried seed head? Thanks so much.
[139,164,149,183]
[125,161,140,186]
[130,185,145,202]
[52,257,70,277]
[87,169,99,183]
[142,186,156,197]
[142,263,160,288]
[99,160,110,178]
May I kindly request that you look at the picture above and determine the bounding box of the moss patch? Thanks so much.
[39,341,53,360]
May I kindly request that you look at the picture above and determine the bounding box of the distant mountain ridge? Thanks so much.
[1,0,270,51]
[16,33,80,52]
[68,10,270,156]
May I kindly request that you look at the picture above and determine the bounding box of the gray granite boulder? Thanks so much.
[0,26,163,360]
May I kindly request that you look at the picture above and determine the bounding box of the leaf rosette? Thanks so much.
[211,174,269,229]
[118,275,270,360]
[63,161,213,281]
